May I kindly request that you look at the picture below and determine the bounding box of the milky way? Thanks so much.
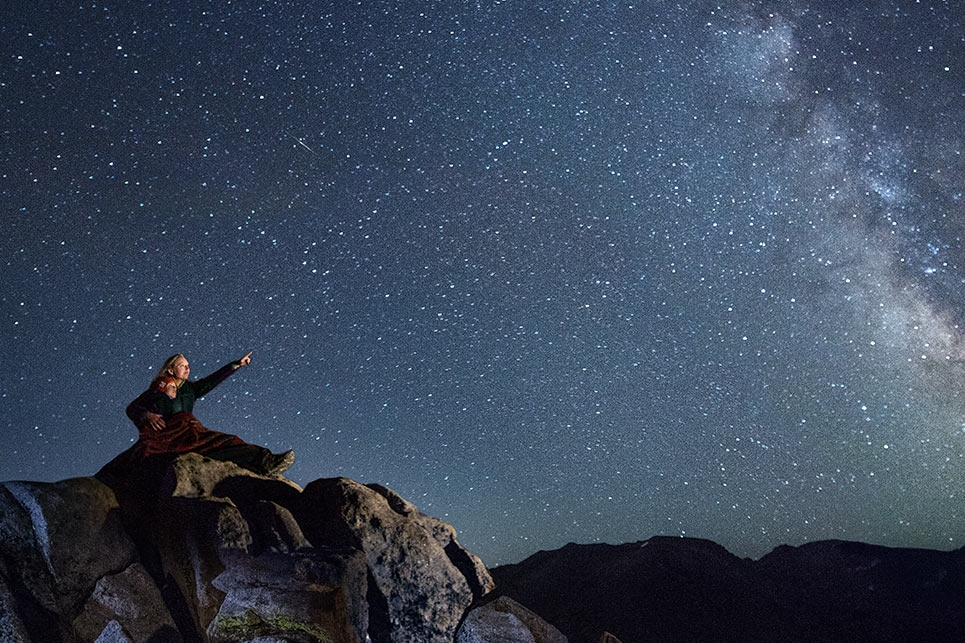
[2,1,963,565]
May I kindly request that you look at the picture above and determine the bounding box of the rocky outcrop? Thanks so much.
[457,596,567,643]
[0,453,495,643]
[490,537,965,643]
[0,476,167,643]
[297,478,495,642]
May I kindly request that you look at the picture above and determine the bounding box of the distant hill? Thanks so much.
[489,537,965,643]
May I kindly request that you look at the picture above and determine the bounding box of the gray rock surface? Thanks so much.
[0,575,32,643]
[94,620,136,643]
[298,476,495,643]
[1,477,136,614]
[72,563,181,643]
[457,596,568,643]
[0,476,159,642]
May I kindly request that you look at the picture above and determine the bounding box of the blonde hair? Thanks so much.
[154,353,187,383]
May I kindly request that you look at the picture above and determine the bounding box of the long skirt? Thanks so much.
[139,412,254,456]
[99,412,271,482]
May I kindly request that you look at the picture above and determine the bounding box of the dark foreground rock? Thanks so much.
[0,453,497,643]
[489,537,965,643]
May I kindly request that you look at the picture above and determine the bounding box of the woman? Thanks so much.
[123,351,294,476]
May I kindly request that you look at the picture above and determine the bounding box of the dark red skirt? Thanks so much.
[137,412,248,456]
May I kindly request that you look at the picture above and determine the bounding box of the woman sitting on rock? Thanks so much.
[121,351,294,476]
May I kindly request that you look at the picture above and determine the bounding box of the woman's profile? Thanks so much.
[119,350,294,476]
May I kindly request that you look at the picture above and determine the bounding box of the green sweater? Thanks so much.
[126,361,241,428]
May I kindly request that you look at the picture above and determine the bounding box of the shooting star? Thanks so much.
[291,135,315,153]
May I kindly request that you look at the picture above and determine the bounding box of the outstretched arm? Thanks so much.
[192,351,254,398]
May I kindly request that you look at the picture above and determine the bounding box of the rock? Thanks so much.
[460,609,536,643]
[246,500,314,554]
[297,477,495,643]
[0,484,58,615]
[94,620,135,643]
[162,452,304,499]
[0,476,140,643]
[72,563,181,643]
[148,456,368,642]
[457,596,568,643]
[151,495,253,634]
[0,575,32,643]
[0,477,136,615]
[0,474,185,642]
[0,485,63,643]
[1,452,501,643]
[207,550,369,643]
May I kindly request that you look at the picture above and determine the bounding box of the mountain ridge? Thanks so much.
[488,536,965,643]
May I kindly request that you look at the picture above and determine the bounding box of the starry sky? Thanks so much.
[2,0,964,566]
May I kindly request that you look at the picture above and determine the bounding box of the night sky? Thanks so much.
[2,1,964,566]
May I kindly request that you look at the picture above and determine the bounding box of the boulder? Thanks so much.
[0,476,141,643]
[94,620,135,643]
[72,562,181,643]
[207,550,368,643]
[151,495,253,634]
[297,477,495,643]
[162,452,304,500]
[246,501,314,554]
[457,596,568,643]
[0,574,32,643]
[0,484,59,615]
[0,477,136,615]
[147,455,368,642]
